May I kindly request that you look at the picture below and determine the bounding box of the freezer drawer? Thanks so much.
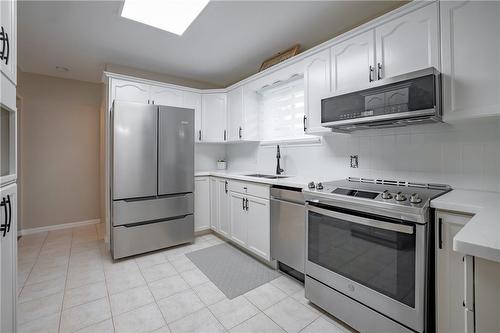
[113,193,193,227]
[112,215,194,259]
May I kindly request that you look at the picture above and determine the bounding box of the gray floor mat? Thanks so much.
[186,243,280,299]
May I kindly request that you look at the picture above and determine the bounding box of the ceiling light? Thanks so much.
[121,0,210,36]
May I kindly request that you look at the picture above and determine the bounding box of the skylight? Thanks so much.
[121,0,210,36]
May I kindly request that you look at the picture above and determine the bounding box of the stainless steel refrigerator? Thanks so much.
[111,101,194,259]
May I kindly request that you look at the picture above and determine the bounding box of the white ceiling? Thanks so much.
[18,0,405,87]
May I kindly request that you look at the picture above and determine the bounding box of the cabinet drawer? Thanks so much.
[228,180,270,199]
[112,215,194,259]
[113,193,193,226]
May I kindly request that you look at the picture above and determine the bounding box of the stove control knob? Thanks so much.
[410,193,422,204]
[381,190,393,199]
[308,182,316,189]
[316,182,324,190]
[395,192,407,201]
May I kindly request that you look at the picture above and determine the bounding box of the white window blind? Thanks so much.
[259,77,314,144]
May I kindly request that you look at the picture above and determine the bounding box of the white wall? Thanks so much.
[226,118,500,192]
[195,144,226,171]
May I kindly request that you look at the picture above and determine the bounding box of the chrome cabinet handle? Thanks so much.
[242,197,245,210]
[238,126,242,139]
[245,198,249,211]
[369,65,374,82]
[198,130,202,141]
[303,115,307,132]
[377,63,382,80]
[224,181,228,193]
[223,130,227,141]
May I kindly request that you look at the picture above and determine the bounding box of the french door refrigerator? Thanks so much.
[111,101,194,259]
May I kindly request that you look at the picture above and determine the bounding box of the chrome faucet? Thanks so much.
[276,145,284,175]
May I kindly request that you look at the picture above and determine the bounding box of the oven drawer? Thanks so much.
[305,276,414,333]
[113,193,193,226]
[228,180,269,199]
[112,215,194,259]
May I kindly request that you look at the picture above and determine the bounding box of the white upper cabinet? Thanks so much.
[1,0,17,85]
[331,30,375,94]
[201,93,227,142]
[111,79,150,105]
[149,86,183,107]
[375,2,439,80]
[227,87,244,141]
[182,91,202,142]
[304,49,331,134]
[441,0,500,121]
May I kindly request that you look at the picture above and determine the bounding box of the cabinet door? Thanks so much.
[182,91,202,142]
[201,93,227,142]
[304,49,331,134]
[375,2,438,80]
[227,87,243,141]
[0,0,17,84]
[229,191,247,246]
[0,183,17,333]
[436,211,471,333]
[246,196,270,260]
[150,86,183,107]
[474,258,500,333]
[217,179,230,238]
[194,177,210,232]
[210,178,219,231]
[441,1,500,120]
[111,79,150,104]
[331,30,375,93]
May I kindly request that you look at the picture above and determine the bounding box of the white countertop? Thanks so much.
[195,170,317,189]
[431,189,500,262]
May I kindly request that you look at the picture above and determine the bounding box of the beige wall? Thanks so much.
[17,71,102,230]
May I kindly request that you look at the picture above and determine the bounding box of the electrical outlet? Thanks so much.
[350,155,359,168]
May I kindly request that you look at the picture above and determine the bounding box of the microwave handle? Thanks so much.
[308,204,414,235]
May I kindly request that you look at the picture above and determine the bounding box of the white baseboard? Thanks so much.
[19,219,101,236]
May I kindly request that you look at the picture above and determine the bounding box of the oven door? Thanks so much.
[306,203,426,333]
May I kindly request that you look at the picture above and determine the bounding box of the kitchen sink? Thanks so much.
[244,174,290,179]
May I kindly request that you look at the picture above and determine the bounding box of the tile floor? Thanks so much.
[17,224,355,333]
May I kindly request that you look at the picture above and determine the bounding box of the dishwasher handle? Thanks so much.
[270,196,305,207]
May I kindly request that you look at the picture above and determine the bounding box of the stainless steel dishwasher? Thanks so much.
[270,185,305,279]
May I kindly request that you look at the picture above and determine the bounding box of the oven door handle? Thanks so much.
[308,204,414,235]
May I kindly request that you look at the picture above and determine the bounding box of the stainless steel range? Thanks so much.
[303,177,451,333]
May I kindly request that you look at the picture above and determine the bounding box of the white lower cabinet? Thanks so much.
[436,210,500,333]
[229,191,247,247]
[210,177,219,232]
[207,177,271,261]
[474,258,500,333]
[217,179,230,238]
[0,183,17,333]
[246,196,270,260]
[436,211,471,333]
[194,177,210,232]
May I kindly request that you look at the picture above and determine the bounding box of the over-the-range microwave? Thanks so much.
[321,67,441,132]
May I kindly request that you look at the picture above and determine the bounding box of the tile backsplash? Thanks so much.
[224,118,500,192]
